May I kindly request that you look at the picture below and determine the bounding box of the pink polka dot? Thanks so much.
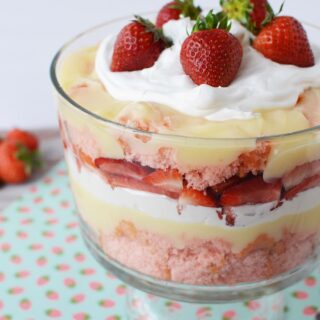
[99,299,115,308]
[42,231,55,238]
[65,235,77,243]
[64,278,76,288]
[303,306,317,316]
[10,255,22,264]
[1,243,11,252]
[29,243,43,251]
[71,294,85,304]
[36,256,47,267]
[46,309,62,318]
[19,298,32,310]
[18,207,30,213]
[46,291,59,300]
[33,197,43,204]
[73,313,89,320]
[55,264,70,272]
[43,207,55,214]
[8,287,24,295]
[51,188,61,196]
[17,231,28,239]
[89,281,103,291]
[37,275,50,286]
[43,177,53,184]
[52,247,64,255]
[223,310,236,319]
[20,218,33,225]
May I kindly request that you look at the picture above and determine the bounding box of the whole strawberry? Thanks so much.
[6,128,39,151]
[111,16,171,72]
[221,0,274,35]
[156,0,202,28]
[180,11,243,87]
[0,141,41,184]
[253,16,315,67]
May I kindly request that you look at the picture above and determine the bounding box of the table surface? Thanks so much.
[0,129,63,211]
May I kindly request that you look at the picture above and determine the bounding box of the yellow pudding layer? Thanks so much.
[57,47,320,178]
[71,175,320,253]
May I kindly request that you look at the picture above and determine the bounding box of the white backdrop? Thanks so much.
[0,0,319,130]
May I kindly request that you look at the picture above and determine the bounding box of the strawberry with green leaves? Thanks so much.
[111,16,172,72]
[221,1,315,67]
[253,16,315,67]
[6,128,39,151]
[156,0,202,28]
[0,141,41,184]
[220,0,274,35]
[180,10,243,87]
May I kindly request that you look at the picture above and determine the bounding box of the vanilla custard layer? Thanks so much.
[57,47,320,179]
[70,171,320,253]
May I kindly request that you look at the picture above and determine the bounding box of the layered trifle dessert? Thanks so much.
[54,0,320,285]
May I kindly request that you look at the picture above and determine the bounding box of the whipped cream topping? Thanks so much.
[67,151,320,229]
[96,18,320,121]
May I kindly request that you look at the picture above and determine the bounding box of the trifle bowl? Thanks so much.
[50,5,320,320]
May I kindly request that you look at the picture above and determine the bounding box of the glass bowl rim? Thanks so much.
[49,13,320,142]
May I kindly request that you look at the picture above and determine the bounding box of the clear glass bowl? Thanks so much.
[50,14,320,319]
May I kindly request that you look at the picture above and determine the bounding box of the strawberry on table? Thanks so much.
[6,128,39,151]
[180,10,243,87]
[0,141,41,184]
[220,175,282,206]
[111,16,172,72]
[221,0,274,35]
[156,0,202,28]
[253,16,315,67]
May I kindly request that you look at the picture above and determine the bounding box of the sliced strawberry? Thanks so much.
[179,187,217,208]
[211,175,243,194]
[95,158,153,180]
[103,173,179,199]
[285,174,320,200]
[143,169,183,194]
[220,176,281,206]
[282,160,320,190]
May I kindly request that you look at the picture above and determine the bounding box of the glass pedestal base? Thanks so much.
[126,287,285,320]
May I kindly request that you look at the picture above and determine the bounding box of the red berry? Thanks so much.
[179,188,217,208]
[0,142,30,183]
[6,128,39,151]
[180,29,243,87]
[249,0,268,31]
[95,158,153,180]
[155,0,201,28]
[156,2,181,28]
[253,16,315,67]
[143,169,183,194]
[220,176,282,206]
[111,17,167,72]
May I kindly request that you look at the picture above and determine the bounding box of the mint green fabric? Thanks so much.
[0,161,319,319]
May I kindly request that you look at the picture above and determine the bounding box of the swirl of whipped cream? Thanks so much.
[95,18,320,121]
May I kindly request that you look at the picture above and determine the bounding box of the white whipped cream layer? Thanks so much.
[95,18,320,121]
[67,151,320,228]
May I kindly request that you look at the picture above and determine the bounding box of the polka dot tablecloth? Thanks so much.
[0,161,319,320]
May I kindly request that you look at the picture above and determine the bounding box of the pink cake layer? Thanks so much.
[98,221,317,285]
[61,120,270,190]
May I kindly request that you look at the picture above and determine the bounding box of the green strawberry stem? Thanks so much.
[134,15,172,47]
[192,10,232,33]
[15,144,42,175]
[170,0,202,20]
[220,0,283,35]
